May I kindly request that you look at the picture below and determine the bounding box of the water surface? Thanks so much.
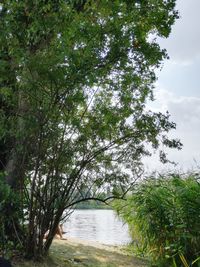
[63,209,131,245]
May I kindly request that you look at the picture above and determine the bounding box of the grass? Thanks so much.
[13,239,148,267]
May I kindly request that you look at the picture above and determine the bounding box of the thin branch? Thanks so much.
[64,195,125,210]
[12,218,23,247]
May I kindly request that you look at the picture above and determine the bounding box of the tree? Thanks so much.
[0,0,181,259]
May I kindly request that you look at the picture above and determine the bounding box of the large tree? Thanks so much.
[0,0,181,259]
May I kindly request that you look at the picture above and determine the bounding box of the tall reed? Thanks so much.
[114,174,200,266]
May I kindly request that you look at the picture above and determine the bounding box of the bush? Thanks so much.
[114,173,200,266]
[0,173,23,257]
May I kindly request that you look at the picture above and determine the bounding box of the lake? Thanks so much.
[63,209,131,245]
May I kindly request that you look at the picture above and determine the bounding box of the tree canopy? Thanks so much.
[0,0,181,259]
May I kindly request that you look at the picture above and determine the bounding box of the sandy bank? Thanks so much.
[54,237,125,253]
[50,237,147,267]
[14,237,147,266]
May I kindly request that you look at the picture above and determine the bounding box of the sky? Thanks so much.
[143,0,200,172]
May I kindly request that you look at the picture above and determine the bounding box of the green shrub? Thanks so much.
[0,172,23,257]
[114,173,200,266]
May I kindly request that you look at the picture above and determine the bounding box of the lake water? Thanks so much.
[63,209,131,245]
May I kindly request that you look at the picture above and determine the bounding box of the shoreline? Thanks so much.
[14,236,147,266]
[50,237,147,267]
[53,236,126,254]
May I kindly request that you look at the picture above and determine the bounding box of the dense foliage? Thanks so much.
[0,172,24,257]
[0,0,181,259]
[114,174,200,266]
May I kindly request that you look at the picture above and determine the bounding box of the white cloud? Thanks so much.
[168,96,200,128]
[153,88,200,128]
[144,88,200,171]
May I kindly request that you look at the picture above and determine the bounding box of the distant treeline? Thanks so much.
[75,200,112,209]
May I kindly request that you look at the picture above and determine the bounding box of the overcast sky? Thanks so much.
[144,0,200,172]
